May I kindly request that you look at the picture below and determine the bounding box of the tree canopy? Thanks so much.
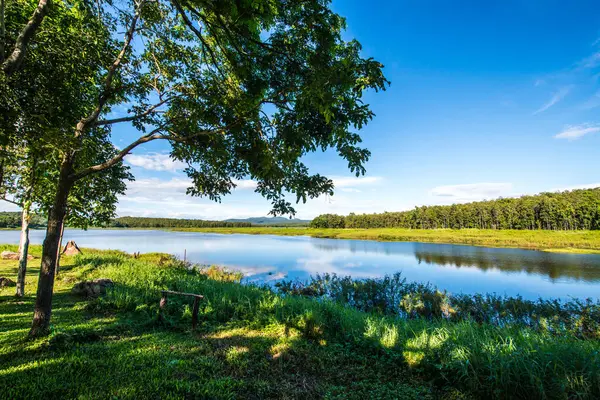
[310,188,600,230]
[1,0,388,335]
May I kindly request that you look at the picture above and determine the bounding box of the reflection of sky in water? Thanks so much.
[1,229,600,300]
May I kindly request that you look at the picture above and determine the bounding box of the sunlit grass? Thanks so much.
[1,248,599,398]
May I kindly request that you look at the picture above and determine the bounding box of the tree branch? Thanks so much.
[171,0,225,79]
[1,196,22,207]
[94,97,172,127]
[70,127,166,180]
[2,0,51,75]
[75,8,140,136]
[71,119,243,180]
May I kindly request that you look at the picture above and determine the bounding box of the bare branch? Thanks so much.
[71,118,243,180]
[1,196,22,207]
[70,127,167,180]
[94,97,172,127]
[2,0,51,75]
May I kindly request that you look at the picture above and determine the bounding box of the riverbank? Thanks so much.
[1,246,599,399]
[172,227,600,253]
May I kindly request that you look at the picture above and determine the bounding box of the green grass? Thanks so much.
[1,246,599,399]
[172,227,600,253]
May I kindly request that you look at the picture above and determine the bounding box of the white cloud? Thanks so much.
[233,179,257,190]
[332,176,382,188]
[533,86,572,114]
[430,183,513,203]
[554,123,600,140]
[125,153,186,172]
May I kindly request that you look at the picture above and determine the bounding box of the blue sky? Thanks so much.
[6,0,600,220]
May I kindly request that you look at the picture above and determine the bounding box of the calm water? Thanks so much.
[2,229,600,300]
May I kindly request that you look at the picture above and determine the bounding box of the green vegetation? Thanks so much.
[0,211,46,228]
[2,247,599,399]
[276,273,600,338]
[173,226,600,253]
[109,216,252,229]
[223,216,310,227]
[311,188,600,230]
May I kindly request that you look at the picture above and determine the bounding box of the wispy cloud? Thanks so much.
[577,51,600,70]
[579,90,600,110]
[554,123,600,140]
[430,183,513,203]
[533,86,572,114]
[125,153,186,172]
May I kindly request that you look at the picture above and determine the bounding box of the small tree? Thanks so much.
[3,0,388,336]
[1,0,131,297]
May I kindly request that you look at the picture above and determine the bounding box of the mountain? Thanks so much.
[224,216,310,226]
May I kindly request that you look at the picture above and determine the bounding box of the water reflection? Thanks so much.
[412,243,600,283]
[0,229,598,299]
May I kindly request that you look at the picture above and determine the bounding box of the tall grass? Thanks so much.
[276,273,600,339]
[71,253,600,399]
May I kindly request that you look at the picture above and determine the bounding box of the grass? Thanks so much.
[172,227,600,253]
[1,245,599,399]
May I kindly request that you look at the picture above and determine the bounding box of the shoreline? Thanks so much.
[170,227,600,254]
[2,226,599,254]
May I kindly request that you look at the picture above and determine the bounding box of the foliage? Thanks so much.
[0,0,132,228]
[311,188,600,230]
[0,211,45,228]
[2,248,599,398]
[109,216,252,228]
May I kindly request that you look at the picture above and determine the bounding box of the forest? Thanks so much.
[310,187,600,230]
[108,217,251,228]
[0,211,46,228]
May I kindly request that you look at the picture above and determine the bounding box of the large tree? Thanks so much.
[3,0,388,336]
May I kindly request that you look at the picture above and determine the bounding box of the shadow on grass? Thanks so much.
[0,281,434,400]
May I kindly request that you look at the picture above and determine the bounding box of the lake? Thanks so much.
[1,229,599,300]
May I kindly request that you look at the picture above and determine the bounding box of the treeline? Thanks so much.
[0,212,47,229]
[310,188,600,230]
[108,217,251,228]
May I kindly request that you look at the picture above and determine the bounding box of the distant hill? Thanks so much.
[224,216,310,226]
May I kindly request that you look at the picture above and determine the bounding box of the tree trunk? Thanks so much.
[55,218,65,275]
[16,202,30,297]
[29,156,74,337]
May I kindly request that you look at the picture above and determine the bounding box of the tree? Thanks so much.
[1,0,131,297]
[3,0,388,336]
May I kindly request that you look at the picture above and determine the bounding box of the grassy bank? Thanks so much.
[1,246,600,399]
[173,227,600,253]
